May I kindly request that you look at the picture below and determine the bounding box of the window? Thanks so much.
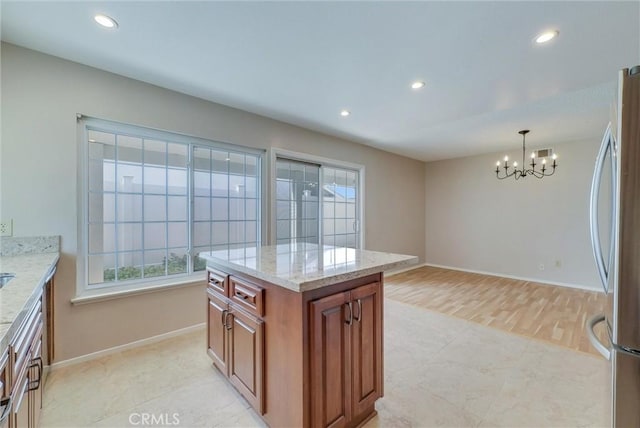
[273,151,362,249]
[81,118,262,293]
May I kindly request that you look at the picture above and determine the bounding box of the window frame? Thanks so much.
[76,116,265,299]
[268,148,365,248]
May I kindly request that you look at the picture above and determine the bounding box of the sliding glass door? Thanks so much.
[275,157,361,248]
[275,159,320,245]
[322,167,360,248]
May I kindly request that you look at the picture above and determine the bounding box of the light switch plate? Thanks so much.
[0,219,13,237]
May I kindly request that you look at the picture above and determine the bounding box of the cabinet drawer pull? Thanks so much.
[354,299,362,322]
[345,302,353,325]
[0,397,11,425]
[235,290,251,301]
[28,357,43,392]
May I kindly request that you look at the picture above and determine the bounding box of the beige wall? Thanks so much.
[1,43,426,361]
[424,137,602,290]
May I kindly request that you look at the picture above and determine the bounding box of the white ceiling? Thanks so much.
[2,1,639,162]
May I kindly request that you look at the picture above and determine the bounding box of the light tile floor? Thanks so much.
[42,299,610,427]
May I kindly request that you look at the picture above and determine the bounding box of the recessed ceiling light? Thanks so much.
[340,110,350,117]
[94,14,118,29]
[535,30,558,44]
[411,81,426,90]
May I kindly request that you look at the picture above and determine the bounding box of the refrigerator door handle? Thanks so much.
[587,314,611,360]
[589,123,613,293]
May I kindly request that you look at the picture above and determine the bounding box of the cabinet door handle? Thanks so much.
[221,309,228,327]
[225,312,233,331]
[0,397,11,425]
[354,299,362,322]
[345,302,353,325]
[28,356,43,392]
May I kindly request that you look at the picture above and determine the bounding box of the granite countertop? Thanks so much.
[0,238,60,352]
[200,243,418,292]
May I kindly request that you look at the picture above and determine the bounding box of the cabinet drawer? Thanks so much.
[10,300,42,387]
[229,276,264,317]
[207,268,228,296]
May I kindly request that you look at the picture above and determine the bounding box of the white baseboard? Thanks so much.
[385,262,426,276]
[395,262,600,292]
[49,323,206,371]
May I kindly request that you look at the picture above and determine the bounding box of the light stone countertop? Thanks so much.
[0,252,59,352]
[200,244,418,292]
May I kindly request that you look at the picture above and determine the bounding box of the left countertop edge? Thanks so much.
[0,252,60,353]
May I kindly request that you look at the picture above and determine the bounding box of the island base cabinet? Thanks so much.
[205,262,386,428]
[350,282,383,417]
[207,287,264,415]
[310,281,383,428]
[228,309,264,413]
[310,291,352,428]
[207,291,228,374]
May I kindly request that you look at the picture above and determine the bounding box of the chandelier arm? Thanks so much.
[496,169,516,179]
[529,169,544,179]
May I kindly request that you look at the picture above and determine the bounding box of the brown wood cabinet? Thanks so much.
[310,282,382,428]
[6,290,47,428]
[0,352,9,428]
[206,270,265,414]
[227,307,263,413]
[205,264,384,428]
[0,261,55,428]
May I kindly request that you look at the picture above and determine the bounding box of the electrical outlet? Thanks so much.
[0,219,13,237]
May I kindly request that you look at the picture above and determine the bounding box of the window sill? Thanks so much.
[71,275,205,305]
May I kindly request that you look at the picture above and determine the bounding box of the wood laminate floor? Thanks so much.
[385,266,607,356]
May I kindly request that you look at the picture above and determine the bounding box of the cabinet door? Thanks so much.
[207,290,228,374]
[10,369,28,428]
[310,291,352,428]
[29,340,44,428]
[350,282,383,416]
[228,307,264,414]
[0,352,8,428]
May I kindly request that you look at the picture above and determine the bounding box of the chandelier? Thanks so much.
[495,130,557,180]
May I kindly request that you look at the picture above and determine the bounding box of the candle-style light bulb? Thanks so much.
[531,152,535,159]
[496,161,501,166]
[542,159,547,164]
[513,161,518,167]
[504,156,509,162]
[552,153,557,160]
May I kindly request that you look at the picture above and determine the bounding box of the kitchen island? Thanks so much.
[200,244,417,428]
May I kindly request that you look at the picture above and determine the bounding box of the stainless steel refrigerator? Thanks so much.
[588,65,640,427]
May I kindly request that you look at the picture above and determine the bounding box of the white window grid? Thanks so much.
[81,118,262,291]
